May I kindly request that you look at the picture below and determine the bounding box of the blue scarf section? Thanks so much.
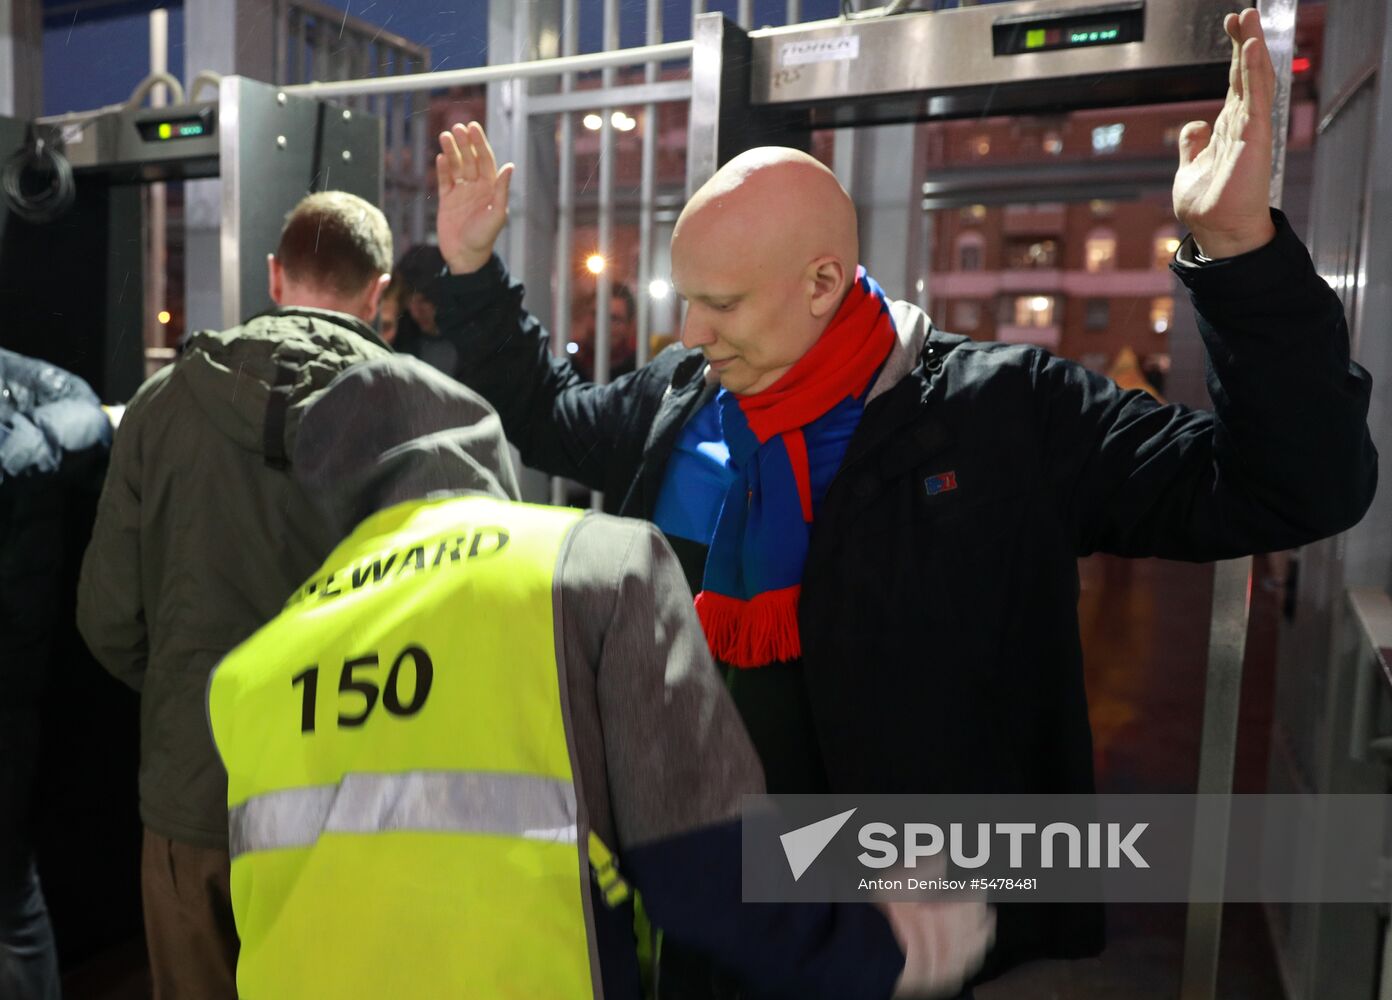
[701,387,863,598]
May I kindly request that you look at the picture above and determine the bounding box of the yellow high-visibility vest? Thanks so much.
[209,494,605,999]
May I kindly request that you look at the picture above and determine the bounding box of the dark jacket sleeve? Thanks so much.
[569,516,904,999]
[1037,210,1377,560]
[432,256,672,494]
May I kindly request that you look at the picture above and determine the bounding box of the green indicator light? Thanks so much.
[179,124,204,137]
[158,122,172,139]
[1026,28,1046,49]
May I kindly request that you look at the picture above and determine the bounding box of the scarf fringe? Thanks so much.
[695,587,802,669]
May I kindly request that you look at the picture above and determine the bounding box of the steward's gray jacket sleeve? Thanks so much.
[557,514,764,849]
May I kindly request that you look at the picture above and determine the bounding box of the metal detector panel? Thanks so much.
[747,0,1247,128]
[0,116,145,401]
[219,76,383,328]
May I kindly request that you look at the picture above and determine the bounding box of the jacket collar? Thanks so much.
[621,350,714,517]
[254,306,392,352]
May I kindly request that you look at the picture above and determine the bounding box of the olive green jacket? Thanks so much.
[77,309,391,847]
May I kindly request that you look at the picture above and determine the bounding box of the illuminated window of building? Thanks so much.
[956,231,984,272]
[1151,297,1174,334]
[1013,295,1056,328]
[1042,130,1064,155]
[1089,199,1116,217]
[1153,227,1182,268]
[1085,228,1118,272]
[960,204,988,223]
[1005,238,1059,269]
[1085,298,1110,330]
[1091,123,1124,154]
[971,134,991,158]
[954,300,981,331]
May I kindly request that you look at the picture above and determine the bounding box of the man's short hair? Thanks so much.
[275,191,393,298]
[394,244,447,299]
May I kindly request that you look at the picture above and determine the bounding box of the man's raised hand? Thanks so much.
[1172,8,1279,260]
[436,121,514,275]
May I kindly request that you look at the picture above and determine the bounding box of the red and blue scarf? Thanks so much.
[694,268,896,668]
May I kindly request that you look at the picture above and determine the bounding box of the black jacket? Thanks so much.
[436,211,1377,978]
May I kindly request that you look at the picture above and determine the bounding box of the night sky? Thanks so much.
[42,0,847,117]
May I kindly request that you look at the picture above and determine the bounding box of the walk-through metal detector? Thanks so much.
[686,3,1292,999]
[0,77,382,401]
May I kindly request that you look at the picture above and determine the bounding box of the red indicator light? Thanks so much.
[1292,56,1312,74]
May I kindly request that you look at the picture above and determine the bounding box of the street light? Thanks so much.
[586,254,606,275]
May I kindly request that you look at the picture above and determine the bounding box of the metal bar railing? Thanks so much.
[787,0,802,23]
[283,41,696,99]
[408,53,427,244]
[636,0,663,369]
[593,0,619,393]
[551,0,580,508]
[529,79,691,115]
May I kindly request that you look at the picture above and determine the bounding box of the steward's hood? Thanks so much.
[293,355,521,535]
[178,308,391,464]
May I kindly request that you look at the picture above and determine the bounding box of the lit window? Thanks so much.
[1006,238,1058,269]
[960,204,988,223]
[1091,123,1124,154]
[1013,295,1056,328]
[1085,228,1118,273]
[1085,299,1110,330]
[1151,297,1174,334]
[956,232,984,272]
[1042,130,1064,155]
[971,135,991,158]
[955,300,981,331]
[1153,227,1181,268]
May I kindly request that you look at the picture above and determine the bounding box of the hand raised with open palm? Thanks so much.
[435,121,515,275]
[1172,9,1279,260]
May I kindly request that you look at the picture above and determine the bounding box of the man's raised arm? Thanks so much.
[430,121,670,494]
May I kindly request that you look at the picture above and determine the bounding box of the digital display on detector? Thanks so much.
[138,117,212,142]
[996,4,1143,56]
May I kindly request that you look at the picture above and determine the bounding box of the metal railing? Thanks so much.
[275,0,431,244]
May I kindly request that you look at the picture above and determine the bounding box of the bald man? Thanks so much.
[428,11,1375,995]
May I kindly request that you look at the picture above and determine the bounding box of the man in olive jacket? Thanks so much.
[428,13,1376,993]
[77,191,393,999]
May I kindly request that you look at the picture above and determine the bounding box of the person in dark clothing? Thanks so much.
[391,243,463,376]
[572,284,640,381]
[429,11,1377,992]
[0,349,112,1000]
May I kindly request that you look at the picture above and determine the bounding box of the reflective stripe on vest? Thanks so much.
[209,496,598,1000]
[228,771,579,858]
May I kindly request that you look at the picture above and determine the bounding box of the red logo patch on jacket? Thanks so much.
[924,471,958,496]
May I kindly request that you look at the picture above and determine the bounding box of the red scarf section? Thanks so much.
[694,267,896,668]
